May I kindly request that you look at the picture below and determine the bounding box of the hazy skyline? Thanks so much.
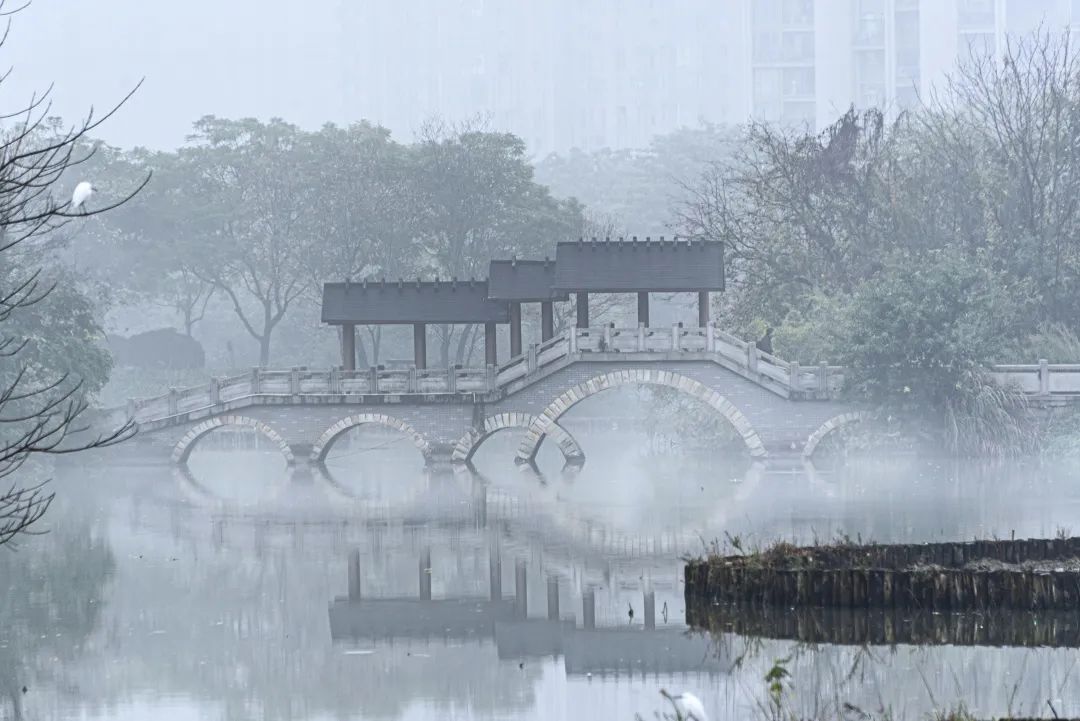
[7,0,1079,156]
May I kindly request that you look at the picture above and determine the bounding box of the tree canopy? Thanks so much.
[96,119,586,366]
[677,31,1080,455]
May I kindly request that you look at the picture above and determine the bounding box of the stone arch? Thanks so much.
[452,412,585,465]
[310,413,431,464]
[172,415,294,465]
[802,412,870,459]
[516,369,766,463]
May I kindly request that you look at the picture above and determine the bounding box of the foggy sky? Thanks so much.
[4,0,352,149]
[6,1,1073,154]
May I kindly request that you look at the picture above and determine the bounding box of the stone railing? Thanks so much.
[503,324,844,398]
[122,326,841,426]
[126,366,495,425]
[496,332,573,385]
[115,332,1080,428]
[991,361,1080,399]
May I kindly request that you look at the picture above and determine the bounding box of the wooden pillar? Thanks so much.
[698,291,710,327]
[341,323,356,370]
[419,547,432,601]
[583,588,596,630]
[485,322,497,366]
[347,550,362,601]
[541,301,555,341]
[413,323,427,369]
[576,292,589,328]
[637,292,650,327]
[547,578,560,620]
[510,302,523,357]
[489,549,502,601]
[514,560,528,619]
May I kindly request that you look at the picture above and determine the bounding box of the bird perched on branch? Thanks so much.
[71,181,94,211]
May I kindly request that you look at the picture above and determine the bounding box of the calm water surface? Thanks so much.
[4,418,1080,720]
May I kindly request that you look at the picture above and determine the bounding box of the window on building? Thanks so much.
[895,6,920,58]
[894,0,920,110]
[754,0,814,62]
[753,67,783,122]
[854,0,886,46]
[753,31,780,63]
[781,0,813,27]
[782,67,815,98]
[957,0,996,30]
[855,49,886,108]
[781,30,815,62]
[755,0,813,31]
[855,49,885,80]
[753,0,782,27]
[754,68,782,101]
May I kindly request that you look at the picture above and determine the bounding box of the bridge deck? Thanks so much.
[104,326,1080,465]
[119,326,842,429]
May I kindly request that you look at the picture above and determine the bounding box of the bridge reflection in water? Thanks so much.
[90,449,1080,720]
[329,551,730,677]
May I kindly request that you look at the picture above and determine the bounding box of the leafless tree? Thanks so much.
[0,2,148,545]
[924,29,1080,324]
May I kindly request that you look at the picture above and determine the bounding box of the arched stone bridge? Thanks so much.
[107,325,1078,468]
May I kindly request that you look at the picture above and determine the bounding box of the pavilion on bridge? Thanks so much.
[553,237,724,329]
[321,278,509,370]
[321,237,725,370]
[487,257,568,356]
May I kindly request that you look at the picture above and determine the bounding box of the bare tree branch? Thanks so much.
[0,3,144,545]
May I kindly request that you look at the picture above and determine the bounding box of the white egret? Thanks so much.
[672,692,707,721]
[71,181,94,211]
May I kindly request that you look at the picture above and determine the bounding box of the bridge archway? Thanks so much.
[515,369,766,463]
[172,415,295,465]
[802,412,870,459]
[310,413,431,465]
[452,412,585,466]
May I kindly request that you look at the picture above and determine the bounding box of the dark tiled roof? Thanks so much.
[487,259,570,302]
[553,239,724,292]
[322,280,509,324]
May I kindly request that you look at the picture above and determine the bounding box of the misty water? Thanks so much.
[6,397,1080,721]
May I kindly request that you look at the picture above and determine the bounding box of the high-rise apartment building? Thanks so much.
[339,0,743,156]
[337,1,1080,155]
[746,0,817,127]
[747,0,1080,130]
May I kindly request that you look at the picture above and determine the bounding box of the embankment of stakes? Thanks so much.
[684,537,1080,611]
